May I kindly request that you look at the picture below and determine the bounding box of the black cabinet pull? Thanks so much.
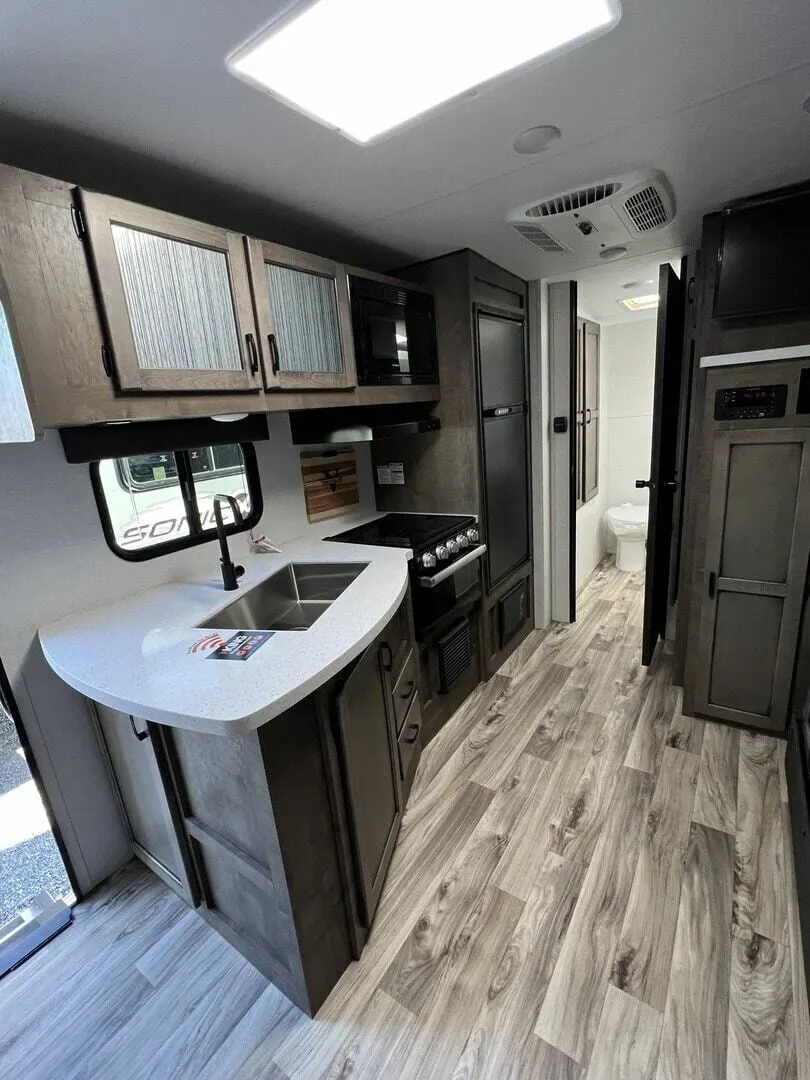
[708,571,717,599]
[404,723,420,744]
[245,333,259,375]
[268,333,281,376]
[399,680,414,700]
[129,715,149,742]
[380,643,393,671]
[586,408,592,424]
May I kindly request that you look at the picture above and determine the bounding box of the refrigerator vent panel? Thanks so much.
[525,182,622,218]
[511,222,569,253]
[622,185,670,232]
[437,617,472,694]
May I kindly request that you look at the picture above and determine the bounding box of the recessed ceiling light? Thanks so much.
[618,293,659,311]
[513,125,562,154]
[803,95,810,115]
[599,245,628,261]
[228,0,622,144]
[621,278,655,289]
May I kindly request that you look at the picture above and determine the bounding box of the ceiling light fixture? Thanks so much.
[599,245,628,261]
[621,278,655,289]
[513,125,562,154]
[228,0,622,144]
[618,293,659,311]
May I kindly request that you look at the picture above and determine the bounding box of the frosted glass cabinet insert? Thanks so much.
[79,192,263,394]
[246,239,356,391]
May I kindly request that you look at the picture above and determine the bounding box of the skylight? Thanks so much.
[228,0,622,144]
[618,294,660,312]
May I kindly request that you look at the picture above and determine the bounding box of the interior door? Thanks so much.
[335,637,402,926]
[583,320,600,502]
[245,239,356,392]
[79,192,262,395]
[694,429,810,731]
[637,264,686,665]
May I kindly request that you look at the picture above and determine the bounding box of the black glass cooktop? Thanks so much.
[327,513,473,552]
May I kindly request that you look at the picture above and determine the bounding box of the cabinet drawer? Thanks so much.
[499,579,529,649]
[397,694,422,799]
[385,595,414,684]
[392,649,418,734]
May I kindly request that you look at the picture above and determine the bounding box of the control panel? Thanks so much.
[714,384,788,421]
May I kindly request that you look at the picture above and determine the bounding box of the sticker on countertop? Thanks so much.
[376,462,405,486]
[188,633,227,655]
[206,630,275,661]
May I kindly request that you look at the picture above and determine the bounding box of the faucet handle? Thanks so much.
[235,564,245,579]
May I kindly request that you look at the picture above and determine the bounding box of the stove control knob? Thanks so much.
[435,544,449,562]
[466,527,479,544]
[421,551,437,569]
[446,538,460,555]
[456,532,470,549]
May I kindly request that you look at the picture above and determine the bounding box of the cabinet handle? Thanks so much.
[268,333,281,376]
[404,723,420,745]
[245,333,259,375]
[129,715,149,742]
[399,680,414,700]
[586,408,592,424]
[380,643,393,671]
[708,571,717,599]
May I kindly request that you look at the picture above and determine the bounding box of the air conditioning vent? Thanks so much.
[526,182,623,218]
[507,171,675,256]
[512,222,569,253]
[622,185,669,232]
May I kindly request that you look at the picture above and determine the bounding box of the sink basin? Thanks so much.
[198,562,368,633]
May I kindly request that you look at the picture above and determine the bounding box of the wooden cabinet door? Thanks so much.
[583,319,600,502]
[335,636,402,926]
[94,704,196,903]
[694,429,810,731]
[246,239,356,391]
[79,192,262,394]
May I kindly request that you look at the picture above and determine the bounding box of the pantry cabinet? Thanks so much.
[246,239,356,391]
[79,192,263,395]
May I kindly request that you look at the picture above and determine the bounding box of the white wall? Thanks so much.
[0,417,375,893]
[575,321,611,593]
[604,318,657,507]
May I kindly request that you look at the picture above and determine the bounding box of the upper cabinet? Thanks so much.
[79,193,262,395]
[246,240,356,391]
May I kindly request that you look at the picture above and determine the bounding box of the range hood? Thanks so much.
[289,403,440,446]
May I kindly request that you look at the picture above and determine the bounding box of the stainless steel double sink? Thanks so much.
[198,562,368,633]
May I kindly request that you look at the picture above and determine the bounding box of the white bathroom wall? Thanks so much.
[575,324,611,593]
[0,417,375,893]
[603,319,657,512]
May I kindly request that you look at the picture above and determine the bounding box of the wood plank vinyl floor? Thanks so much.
[2,560,807,1080]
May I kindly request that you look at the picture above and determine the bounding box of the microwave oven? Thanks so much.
[349,274,439,386]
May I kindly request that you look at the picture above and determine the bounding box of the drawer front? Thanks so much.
[397,694,422,799]
[392,648,418,734]
[499,579,529,649]
[386,595,414,684]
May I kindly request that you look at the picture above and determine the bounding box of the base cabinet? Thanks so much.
[92,704,197,905]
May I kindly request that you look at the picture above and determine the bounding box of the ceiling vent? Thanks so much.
[508,171,675,255]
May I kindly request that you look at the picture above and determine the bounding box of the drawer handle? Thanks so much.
[380,643,393,671]
[399,680,415,700]
[403,723,420,745]
[708,571,717,599]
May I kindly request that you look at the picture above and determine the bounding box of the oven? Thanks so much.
[349,275,439,387]
[411,546,485,635]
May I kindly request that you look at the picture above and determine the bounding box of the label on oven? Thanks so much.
[376,462,405,486]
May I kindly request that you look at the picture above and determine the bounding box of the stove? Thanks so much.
[327,513,484,586]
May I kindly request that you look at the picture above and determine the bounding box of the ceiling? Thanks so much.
[1,0,809,282]
[569,248,682,325]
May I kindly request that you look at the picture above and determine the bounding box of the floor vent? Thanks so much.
[622,184,669,232]
[511,222,569,253]
[437,617,472,694]
[525,182,622,218]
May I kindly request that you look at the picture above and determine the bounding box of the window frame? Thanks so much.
[91,442,263,562]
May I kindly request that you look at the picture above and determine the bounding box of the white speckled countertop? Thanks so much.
[39,518,411,736]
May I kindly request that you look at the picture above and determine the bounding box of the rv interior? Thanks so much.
[2,1,810,1077]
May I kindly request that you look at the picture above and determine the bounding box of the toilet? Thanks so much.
[604,503,649,572]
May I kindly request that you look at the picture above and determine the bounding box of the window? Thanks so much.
[91,443,262,560]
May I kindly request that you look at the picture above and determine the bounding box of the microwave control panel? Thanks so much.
[714,384,788,421]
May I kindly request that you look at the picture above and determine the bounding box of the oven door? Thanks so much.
[413,546,486,635]
[352,292,439,385]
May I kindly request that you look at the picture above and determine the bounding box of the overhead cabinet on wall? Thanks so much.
[79,192,263,394]
[246,239,356,391]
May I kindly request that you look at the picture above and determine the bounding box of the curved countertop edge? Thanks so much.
[39,569,409,736]
[39,530,412,736]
